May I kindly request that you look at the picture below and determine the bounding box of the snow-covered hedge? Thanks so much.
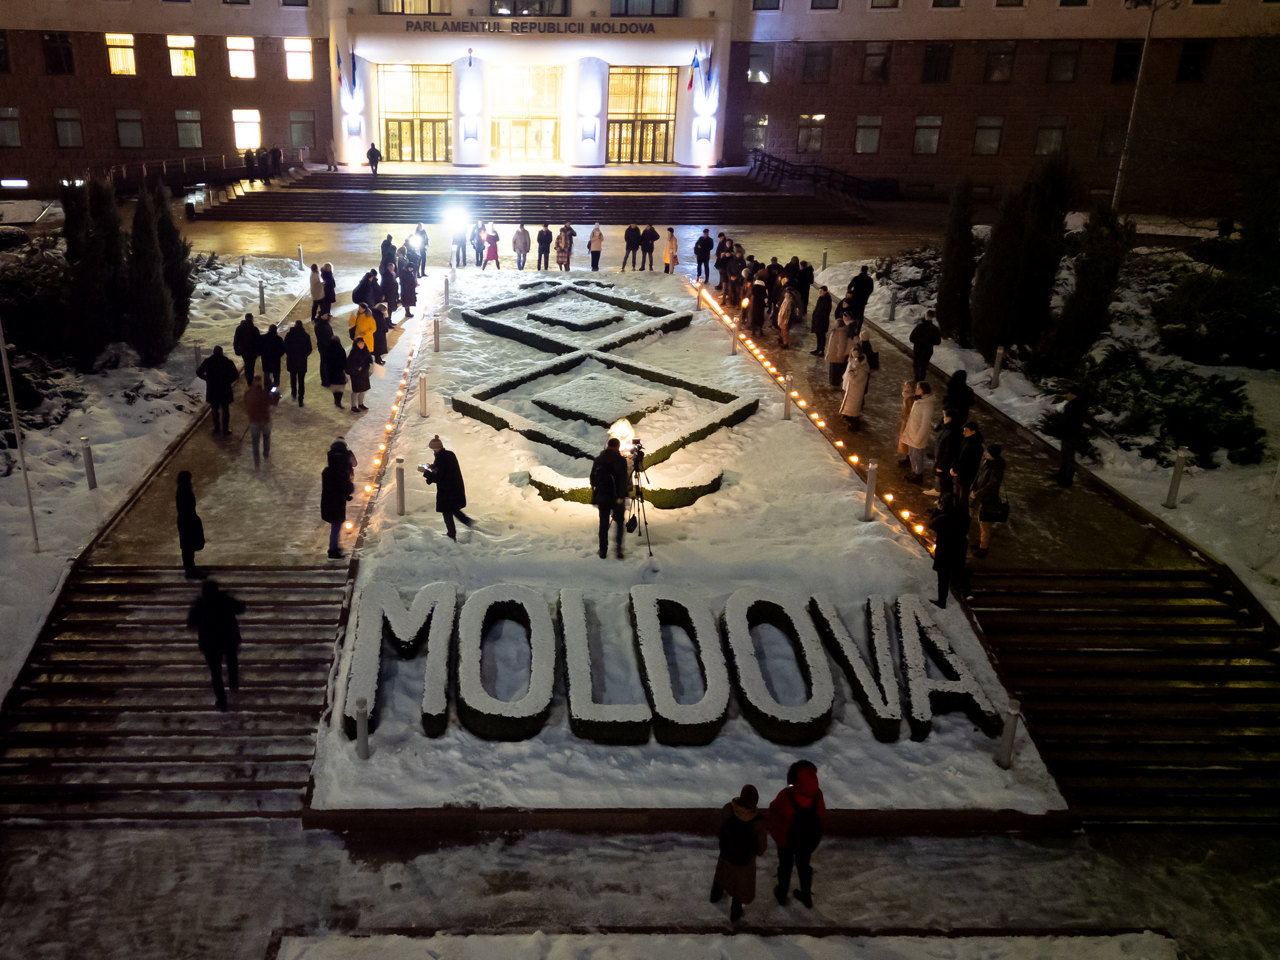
[455,584,557,741]
[527,463,723,510]
[721,589,835,745]
[807,594,904,743]
[897,594,1003,741]
[343,581,458,740]
[629,585,729,746]
[559,589,652,745]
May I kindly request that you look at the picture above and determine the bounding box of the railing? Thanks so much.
[747,149,898,203]
[98,147,309,188]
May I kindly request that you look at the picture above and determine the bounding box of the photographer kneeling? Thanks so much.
[590,437,632,560]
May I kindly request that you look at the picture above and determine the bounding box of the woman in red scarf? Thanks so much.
[768,760,826,908]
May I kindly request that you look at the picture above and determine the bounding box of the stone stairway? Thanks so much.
[968,568,1280,824]
[0,564,347,821]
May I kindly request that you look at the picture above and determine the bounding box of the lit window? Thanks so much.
[854,115,881,154]
[862,41,890,83]
[54,107,82,148]
[747,44,773,84]
[797,113,824,154]
[227,37,255,79]
[1035,115,1067,155]
[0,107,19,148]
[284,38,312,81]
[168,36,196,77]
[106,34,136,76]
[913,115,942,155]
[176,109,202,148]
[116,108,143,148]
[743,113,768,152]
[233,108,261,149]
[973,115,1002,155]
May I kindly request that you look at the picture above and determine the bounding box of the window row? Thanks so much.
[747,37,1212,85]
[754,0,1273,8]
[10,33,315,81]
[0,107,318,151]
[743,112,1129,158]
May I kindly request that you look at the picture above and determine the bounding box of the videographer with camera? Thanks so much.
[419,436,473,541]
[590,437,632,560]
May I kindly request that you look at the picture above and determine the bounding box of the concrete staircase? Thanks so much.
[0,564,346,821]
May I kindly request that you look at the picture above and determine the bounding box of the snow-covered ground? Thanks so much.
[0,256,304,703]
[277,931,1179,960]
[313,269,1063,814]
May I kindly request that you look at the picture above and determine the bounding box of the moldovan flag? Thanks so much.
[687,52,700,91]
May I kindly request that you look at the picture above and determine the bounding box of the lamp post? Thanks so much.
[1112,0,1181,212]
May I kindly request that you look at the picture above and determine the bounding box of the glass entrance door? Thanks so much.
[385,119,416,161]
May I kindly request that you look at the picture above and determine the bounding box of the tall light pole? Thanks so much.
[0,314,39,553]
[1112,0,1181,212]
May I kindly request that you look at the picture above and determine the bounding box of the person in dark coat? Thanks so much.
[196,345,238,436]
[366,142,381,174]
[371,305,391,365]
[320,263,337,316]
[970,442,1006,558]
[321,453,355,559]
[639,224,660,271]
[284,320,312,405]
[710,784,768,925]
[769,760,826,909]
[536,223,554,271]
[943,369,975,424]
[398,259,417,319]
[419,435,473,540]
[323,337,348,408]
[186,579,245,711]
[622,223,642,271]
[1053,388,1089,487]
[928,492,969,608]
[346,338,372,411]
[232,314,261,384]
[910,310,942,383]
[176,470,205,579]
[590,437,631,560]
[952,421,985,502]
[693,228,714,282]
[258,323,285,391]
[243,148,257,184]
[932,410,962,497]
[809,285,832,356]
[846,264,874,320]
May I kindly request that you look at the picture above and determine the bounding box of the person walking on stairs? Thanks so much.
[284,320,312,406]
[710,784,768,925]
[421,435,474,541]
[769,760,826,909]
[196,346,238,437]
[187,579,245,712]
[176,471,205,579]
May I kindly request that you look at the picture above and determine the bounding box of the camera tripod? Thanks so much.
[626,455,654,558]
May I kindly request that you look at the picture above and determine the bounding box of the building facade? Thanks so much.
[0,0,1275,210]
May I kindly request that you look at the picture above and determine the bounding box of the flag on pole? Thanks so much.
[687,52,700,92]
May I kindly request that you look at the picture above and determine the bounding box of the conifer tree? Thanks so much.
[154,189,195,341]
[937,178,974,345]
[127,189,176,365]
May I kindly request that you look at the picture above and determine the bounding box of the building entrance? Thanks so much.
[489,65,562,164]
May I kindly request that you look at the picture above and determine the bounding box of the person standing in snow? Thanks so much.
[284,320,312,406]
[322,337,348,408]
[710,784,768,925]
[588,224,604,272]
[639,224,659,271]
[420,435,473,541]
[662,227,679,275]
[321,448,355,559]
[693,228,714,282]
[513,223,531,271]
[176,470,205,579]
[622,224,641,271]
[309,263,325,321]
[769,760,825,909]
[346,337,372,412]
[809,285,832,357]
[187,579,245,712]
[536,223,554,271]
[232,313,261,385]
[196,345,238,437]
[846,265,874,321]
[590,437,631,560]
[910,310,942,383]
[258,323,285,392]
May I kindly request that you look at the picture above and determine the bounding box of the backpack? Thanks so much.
[719,814,757,867]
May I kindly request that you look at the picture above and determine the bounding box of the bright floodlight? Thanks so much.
[443,205,471,236]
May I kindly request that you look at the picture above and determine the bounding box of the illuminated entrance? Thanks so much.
[606,66,677,164]
[377,64,452,162]
[489,65,562,163]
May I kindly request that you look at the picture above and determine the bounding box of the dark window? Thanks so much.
[612,0,677,12]
[490,0,567,13]
[802,45,832,83]
[797,114,824,154]
[922,42,952,83]
[747,44,773,83]
[863,41,890,83]
[753,0,781,9]
[984,40,1015,82]
[1047,40,1080,83]
[1177,39,1211,82]
[1098,115,1127,157]
[1112,39,1143,83]
[43,33,74,75]
[743,113,768,152]
[0,32,9,74]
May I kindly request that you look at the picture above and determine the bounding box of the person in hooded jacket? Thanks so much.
[196,345,238,436]
[176,470,205,579]
[346,337,372,412]
[622,224,642,271]
[258,323,285,391]
[323,337,347,408]
[710,784,768,924]
[420,435,473,540]
[284,320,312,405]
[970,442,1006,558]
[187,579,245,711]
[321,450,355,559]
[769,760,826,908]
[232,314,261,385]
[639,224,660,271]
[309,263,325,321]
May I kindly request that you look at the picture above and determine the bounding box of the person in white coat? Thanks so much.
[588,224,604,272]
[840,339,872,430]
[662,228,679,274]
[901,381,941,483]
